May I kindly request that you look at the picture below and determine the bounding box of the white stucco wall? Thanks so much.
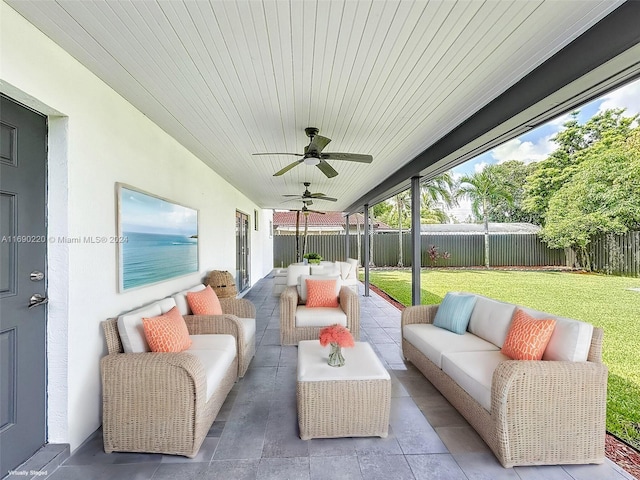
[1,3,273,451]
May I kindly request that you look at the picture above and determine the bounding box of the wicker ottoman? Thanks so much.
[296,340,391,440]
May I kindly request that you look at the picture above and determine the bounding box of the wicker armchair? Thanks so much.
[280,285,360,345]
[100,318,238,458]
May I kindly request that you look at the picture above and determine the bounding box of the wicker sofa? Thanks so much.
[100,285,255,457]
[401,293,608,468]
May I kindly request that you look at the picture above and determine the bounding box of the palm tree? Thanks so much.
[392,191,411,267]
[456,168,512,268]
[420,172,457,224]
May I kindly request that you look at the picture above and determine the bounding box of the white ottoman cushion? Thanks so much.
[297,340,389,382]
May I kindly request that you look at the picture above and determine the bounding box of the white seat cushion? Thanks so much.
[172,284,206,315]
[117,302,162,353]
[187,334,237,401]
[467,294,516,348]
[520,307,593,362]
[441,350,509,411]
[295,306,347,327]
[403,323,499,368]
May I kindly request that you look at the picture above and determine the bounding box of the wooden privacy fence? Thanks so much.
[273,233,567,268]
[589,231,640,277]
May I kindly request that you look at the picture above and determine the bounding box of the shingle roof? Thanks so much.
[273,211,390,229]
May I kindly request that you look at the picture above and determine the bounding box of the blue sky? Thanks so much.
[120,187,198,236]
[448,77,640,221]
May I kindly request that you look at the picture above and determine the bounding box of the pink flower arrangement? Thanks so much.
[319,324,354,348]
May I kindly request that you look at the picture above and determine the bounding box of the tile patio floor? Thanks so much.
[43,274,634,480]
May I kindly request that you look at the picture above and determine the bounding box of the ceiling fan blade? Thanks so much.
[321,152,373,163]
[309,194,337,202]
[273,159,303,176]
[308,135,331,152]
[253,152,304,156]
[316,160,339,178]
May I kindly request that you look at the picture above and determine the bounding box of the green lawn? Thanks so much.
[363,268,640,449]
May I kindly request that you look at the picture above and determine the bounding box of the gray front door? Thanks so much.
[0,96,47,475]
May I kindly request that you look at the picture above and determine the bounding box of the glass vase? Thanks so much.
[327,342,345,367]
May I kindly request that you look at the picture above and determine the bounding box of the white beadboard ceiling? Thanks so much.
[6,0,625,211]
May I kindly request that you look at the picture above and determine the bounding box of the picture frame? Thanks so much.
[117,183,199,291]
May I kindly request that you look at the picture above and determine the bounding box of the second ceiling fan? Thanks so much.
[254,127,373,178]
[282,182,336,206]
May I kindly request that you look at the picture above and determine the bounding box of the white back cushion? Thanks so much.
[157,297,177,314]
[117,303,162,353]
[467,294,517,347]
[337,261,353,280]
[287,265,311,286]
[520,307,593,362]
[310,263,340,276]
[172,284,206,315]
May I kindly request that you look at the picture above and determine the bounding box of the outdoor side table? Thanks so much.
[296,340,391,440]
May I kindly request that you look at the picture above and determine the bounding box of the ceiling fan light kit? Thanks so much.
[253,127,373,178]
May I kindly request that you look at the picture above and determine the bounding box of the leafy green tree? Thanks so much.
[540,127,640,268]
[456,169,513,268]
[523,109,638,223]
[484,161,540,224]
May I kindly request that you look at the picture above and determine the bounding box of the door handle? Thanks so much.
[29,294,48,309]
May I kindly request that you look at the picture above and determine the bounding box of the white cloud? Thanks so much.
[446,198,473,223]
[598,79,640,116]
[490,135,555,164]
[474,161,489,173]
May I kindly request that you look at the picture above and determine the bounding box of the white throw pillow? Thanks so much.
[117,303,162,353]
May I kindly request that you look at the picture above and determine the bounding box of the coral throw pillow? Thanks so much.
[501,309,556,360]
[142,306,192,352]
[305,279,339,308]
[187,285,223,315]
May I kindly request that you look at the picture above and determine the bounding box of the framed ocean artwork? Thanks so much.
[117,184,199,291]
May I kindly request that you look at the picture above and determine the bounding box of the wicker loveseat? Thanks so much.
[101,286,255,457]
[401,293,608,468]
